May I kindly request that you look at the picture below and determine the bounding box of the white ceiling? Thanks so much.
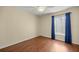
[19,6,71,15]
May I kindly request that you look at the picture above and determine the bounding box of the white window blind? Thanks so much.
[54,14,65,35]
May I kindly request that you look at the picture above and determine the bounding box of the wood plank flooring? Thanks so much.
[0,36,79,52]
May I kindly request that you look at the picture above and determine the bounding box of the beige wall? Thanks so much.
[0,7,38,48]
[39,7,79,44]
[38,15,52,38]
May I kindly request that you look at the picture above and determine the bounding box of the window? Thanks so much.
[54,14,65,35]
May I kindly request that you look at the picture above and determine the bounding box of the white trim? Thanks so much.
[0,35,38,49]
[55,33,65,36]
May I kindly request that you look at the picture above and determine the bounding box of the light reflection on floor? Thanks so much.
[50,42,69,52]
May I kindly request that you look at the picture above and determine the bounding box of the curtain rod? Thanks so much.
[53,12,72,16]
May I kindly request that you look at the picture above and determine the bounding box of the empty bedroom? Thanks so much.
[0,6,79,52]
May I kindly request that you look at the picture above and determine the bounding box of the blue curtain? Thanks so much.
[51,16,55,39]
[65,12,72,44]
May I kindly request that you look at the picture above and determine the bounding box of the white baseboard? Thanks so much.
[0,35,78,49]
[40,35,79,45]
[0,35,38,49]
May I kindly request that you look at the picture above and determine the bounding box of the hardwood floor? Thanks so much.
[0,36,79,52]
